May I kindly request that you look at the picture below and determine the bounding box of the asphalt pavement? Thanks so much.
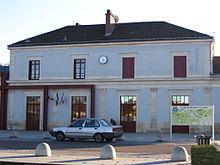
[0,130,218,165]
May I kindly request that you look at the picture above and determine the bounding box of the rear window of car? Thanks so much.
[85,119,100,127]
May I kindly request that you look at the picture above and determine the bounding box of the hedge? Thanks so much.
[191,145,220,165]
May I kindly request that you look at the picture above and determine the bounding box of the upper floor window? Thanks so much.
[122,57,134,78]
[174,56,187,78]
[74,59,86,79]
[28,60,40,80]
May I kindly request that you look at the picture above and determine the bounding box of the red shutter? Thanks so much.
[174,56,186,77]
[122,58,134,78]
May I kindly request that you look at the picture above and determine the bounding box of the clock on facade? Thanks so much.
[99,56,108,64]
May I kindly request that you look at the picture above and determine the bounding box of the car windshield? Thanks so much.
[100,119,111,126]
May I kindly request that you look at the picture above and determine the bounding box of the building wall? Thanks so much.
[6,84,220,133]
[7,40,220,133]
[7,89,44,130]
[9,41,211,81]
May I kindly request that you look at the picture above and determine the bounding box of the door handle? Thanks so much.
[94,128,97,130]
[79,128,82,130]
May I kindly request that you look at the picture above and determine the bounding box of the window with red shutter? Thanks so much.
[122,57,134,78]
[174,56,187,77]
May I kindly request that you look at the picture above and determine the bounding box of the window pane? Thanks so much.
[124,96,128,104]
[75,63,80,68]
[121,97,125,104]
[76,69,80,73]
[185,96,189,104]
[181,96,185,104]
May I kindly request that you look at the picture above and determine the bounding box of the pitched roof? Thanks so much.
[8,21,213,48]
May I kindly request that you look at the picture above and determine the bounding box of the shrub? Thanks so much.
[191,145,220,165]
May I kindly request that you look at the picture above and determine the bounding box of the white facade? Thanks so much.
[7,38,220,133]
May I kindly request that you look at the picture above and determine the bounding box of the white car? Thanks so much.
[49,118,123,143]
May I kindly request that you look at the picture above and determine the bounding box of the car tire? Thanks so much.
[56,132,65,141]
[105,138,113,142]
[94,133,104,143]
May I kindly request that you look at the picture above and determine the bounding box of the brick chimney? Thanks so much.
[105,9,117,36]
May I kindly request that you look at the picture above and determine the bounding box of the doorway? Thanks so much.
[26,96,40,130]
[120,96,136,132]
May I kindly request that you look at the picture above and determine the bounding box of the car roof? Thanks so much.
[77,118,104,120]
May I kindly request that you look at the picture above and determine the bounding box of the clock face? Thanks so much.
[99,56,108,64]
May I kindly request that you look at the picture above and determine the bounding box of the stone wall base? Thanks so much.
[136,122,220,134]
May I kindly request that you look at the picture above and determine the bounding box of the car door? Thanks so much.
[81,119,100,138]
[65,119,85,138]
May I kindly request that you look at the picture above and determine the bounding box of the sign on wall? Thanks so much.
[170,105,214,141]
[172,106,213,126]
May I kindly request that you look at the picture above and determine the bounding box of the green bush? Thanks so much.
[191,145,220,165]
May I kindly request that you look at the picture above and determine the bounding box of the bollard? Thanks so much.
[171,146,189,162]
[99,144,116,159]
[35,143,51,157]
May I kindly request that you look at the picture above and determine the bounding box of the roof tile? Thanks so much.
[8,21,213,47]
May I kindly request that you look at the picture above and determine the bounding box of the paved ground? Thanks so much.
[0,130,218,165]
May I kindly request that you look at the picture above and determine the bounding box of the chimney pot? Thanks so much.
[107,9,112,14]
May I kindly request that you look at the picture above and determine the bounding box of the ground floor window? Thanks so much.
[172,95,189,106]
[120,96,136,132]
[26,96,40,130]
[71,96,87,121]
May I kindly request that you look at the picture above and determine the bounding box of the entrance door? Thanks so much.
[120,96,136,132]
[71,96,87,121]
[26,96,40,130]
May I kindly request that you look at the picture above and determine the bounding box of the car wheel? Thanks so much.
[56,132,65,141]
[105,138,113,142]
[94,133,104,143]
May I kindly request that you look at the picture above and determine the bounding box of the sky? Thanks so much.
[0,0,219,65]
